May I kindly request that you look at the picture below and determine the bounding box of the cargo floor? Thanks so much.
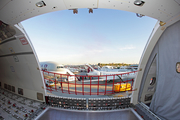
[36,108,142,120]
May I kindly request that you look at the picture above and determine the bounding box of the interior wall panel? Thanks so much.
[139,20,180,120]
[0,25,46,102]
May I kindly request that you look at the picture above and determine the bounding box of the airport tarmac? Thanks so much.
[47,89,132,99]
[46,72,133,99]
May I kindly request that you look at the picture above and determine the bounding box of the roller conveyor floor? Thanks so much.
[37,107,142,120]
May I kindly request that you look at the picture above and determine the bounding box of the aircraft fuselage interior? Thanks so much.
[0,0,180,120]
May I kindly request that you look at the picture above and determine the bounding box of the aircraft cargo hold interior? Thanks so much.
[0,0,180,120]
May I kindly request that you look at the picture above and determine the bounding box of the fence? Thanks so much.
[42,70,138,95]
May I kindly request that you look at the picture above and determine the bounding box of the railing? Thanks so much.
[42,70,138,95]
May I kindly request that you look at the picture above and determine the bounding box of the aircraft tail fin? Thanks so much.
[85,64,95,73]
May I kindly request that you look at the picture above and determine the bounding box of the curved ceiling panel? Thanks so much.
[0,0,179,27]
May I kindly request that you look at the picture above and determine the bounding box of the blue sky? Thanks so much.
[21,8,157,65]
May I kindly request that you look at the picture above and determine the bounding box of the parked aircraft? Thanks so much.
[40,62,76,81]
[99,66,115,72]
[85,64,136,80]
[98,65,136,72]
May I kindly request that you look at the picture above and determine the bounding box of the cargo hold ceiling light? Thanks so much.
[134,0,145,6]
[136,13,144,18]
[36,1,46,7]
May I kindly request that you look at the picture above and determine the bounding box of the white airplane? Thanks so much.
[99,65,136,72]
[85,64,136,81]
[99,66,115,72]
[118,67,136,72]
[40,62,76,81]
